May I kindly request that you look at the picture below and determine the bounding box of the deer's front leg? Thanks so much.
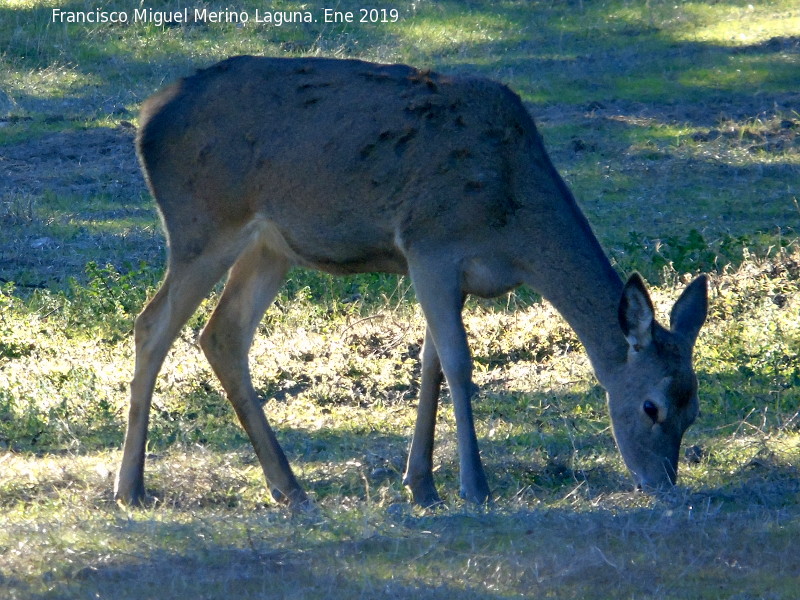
[409,262,490,505]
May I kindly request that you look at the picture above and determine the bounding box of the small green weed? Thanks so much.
[612,229,797,280]
[65,261,161,337]
[0,284,35,360]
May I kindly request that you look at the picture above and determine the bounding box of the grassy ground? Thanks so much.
[1,1,799,598]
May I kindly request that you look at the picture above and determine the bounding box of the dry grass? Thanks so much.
[2,249,799,598]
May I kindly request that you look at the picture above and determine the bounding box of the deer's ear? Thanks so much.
[670,274,708,345]
[619,273,654,352]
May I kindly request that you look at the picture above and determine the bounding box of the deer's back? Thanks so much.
[137,56,547,273]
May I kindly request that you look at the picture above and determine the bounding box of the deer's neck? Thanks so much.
[539,251,627,386]
[518,178,628,386]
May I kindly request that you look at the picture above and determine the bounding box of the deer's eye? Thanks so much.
[643,400,659,423]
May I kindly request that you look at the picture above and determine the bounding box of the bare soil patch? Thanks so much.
[0,124,159,287]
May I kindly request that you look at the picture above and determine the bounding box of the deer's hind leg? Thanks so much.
[198,240,309,508]
[115,244,239,506]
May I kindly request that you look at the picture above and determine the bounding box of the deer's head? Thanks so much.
[606,274,708,489]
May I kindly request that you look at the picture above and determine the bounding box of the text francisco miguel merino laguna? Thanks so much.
[51,7,327,26]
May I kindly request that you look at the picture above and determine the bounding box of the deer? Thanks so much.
[115,56,708,509]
